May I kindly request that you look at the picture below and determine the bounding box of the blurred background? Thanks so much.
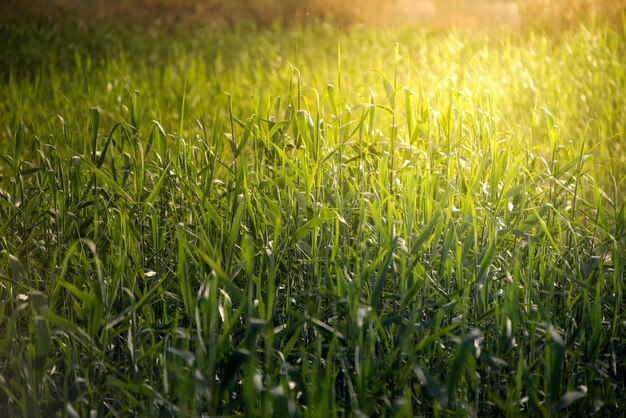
[0,0,624,31]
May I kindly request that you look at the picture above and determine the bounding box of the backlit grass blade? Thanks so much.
[82,157,134,203]
[555,390,587,412]
[546,325,566,408]
[413,365,448,406]
[446,329,481,401]
[89,107,100,161]
[177,224,194,318]
[371,238,397,311]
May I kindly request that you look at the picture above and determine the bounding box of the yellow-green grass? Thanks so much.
[0,20,625,416]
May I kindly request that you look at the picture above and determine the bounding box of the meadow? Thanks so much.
[0,13,625,417]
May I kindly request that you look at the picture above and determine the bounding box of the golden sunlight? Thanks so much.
[3,0,625,30]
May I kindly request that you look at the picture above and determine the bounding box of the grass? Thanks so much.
[0,18,625,417]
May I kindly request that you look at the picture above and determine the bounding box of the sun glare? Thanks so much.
[4,0,626,30]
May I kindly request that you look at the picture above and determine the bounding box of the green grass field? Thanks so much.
[1,18,625,417]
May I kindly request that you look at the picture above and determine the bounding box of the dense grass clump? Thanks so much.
[0,21,625,417]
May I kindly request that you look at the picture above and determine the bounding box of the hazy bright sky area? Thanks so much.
[1,0,625,33]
